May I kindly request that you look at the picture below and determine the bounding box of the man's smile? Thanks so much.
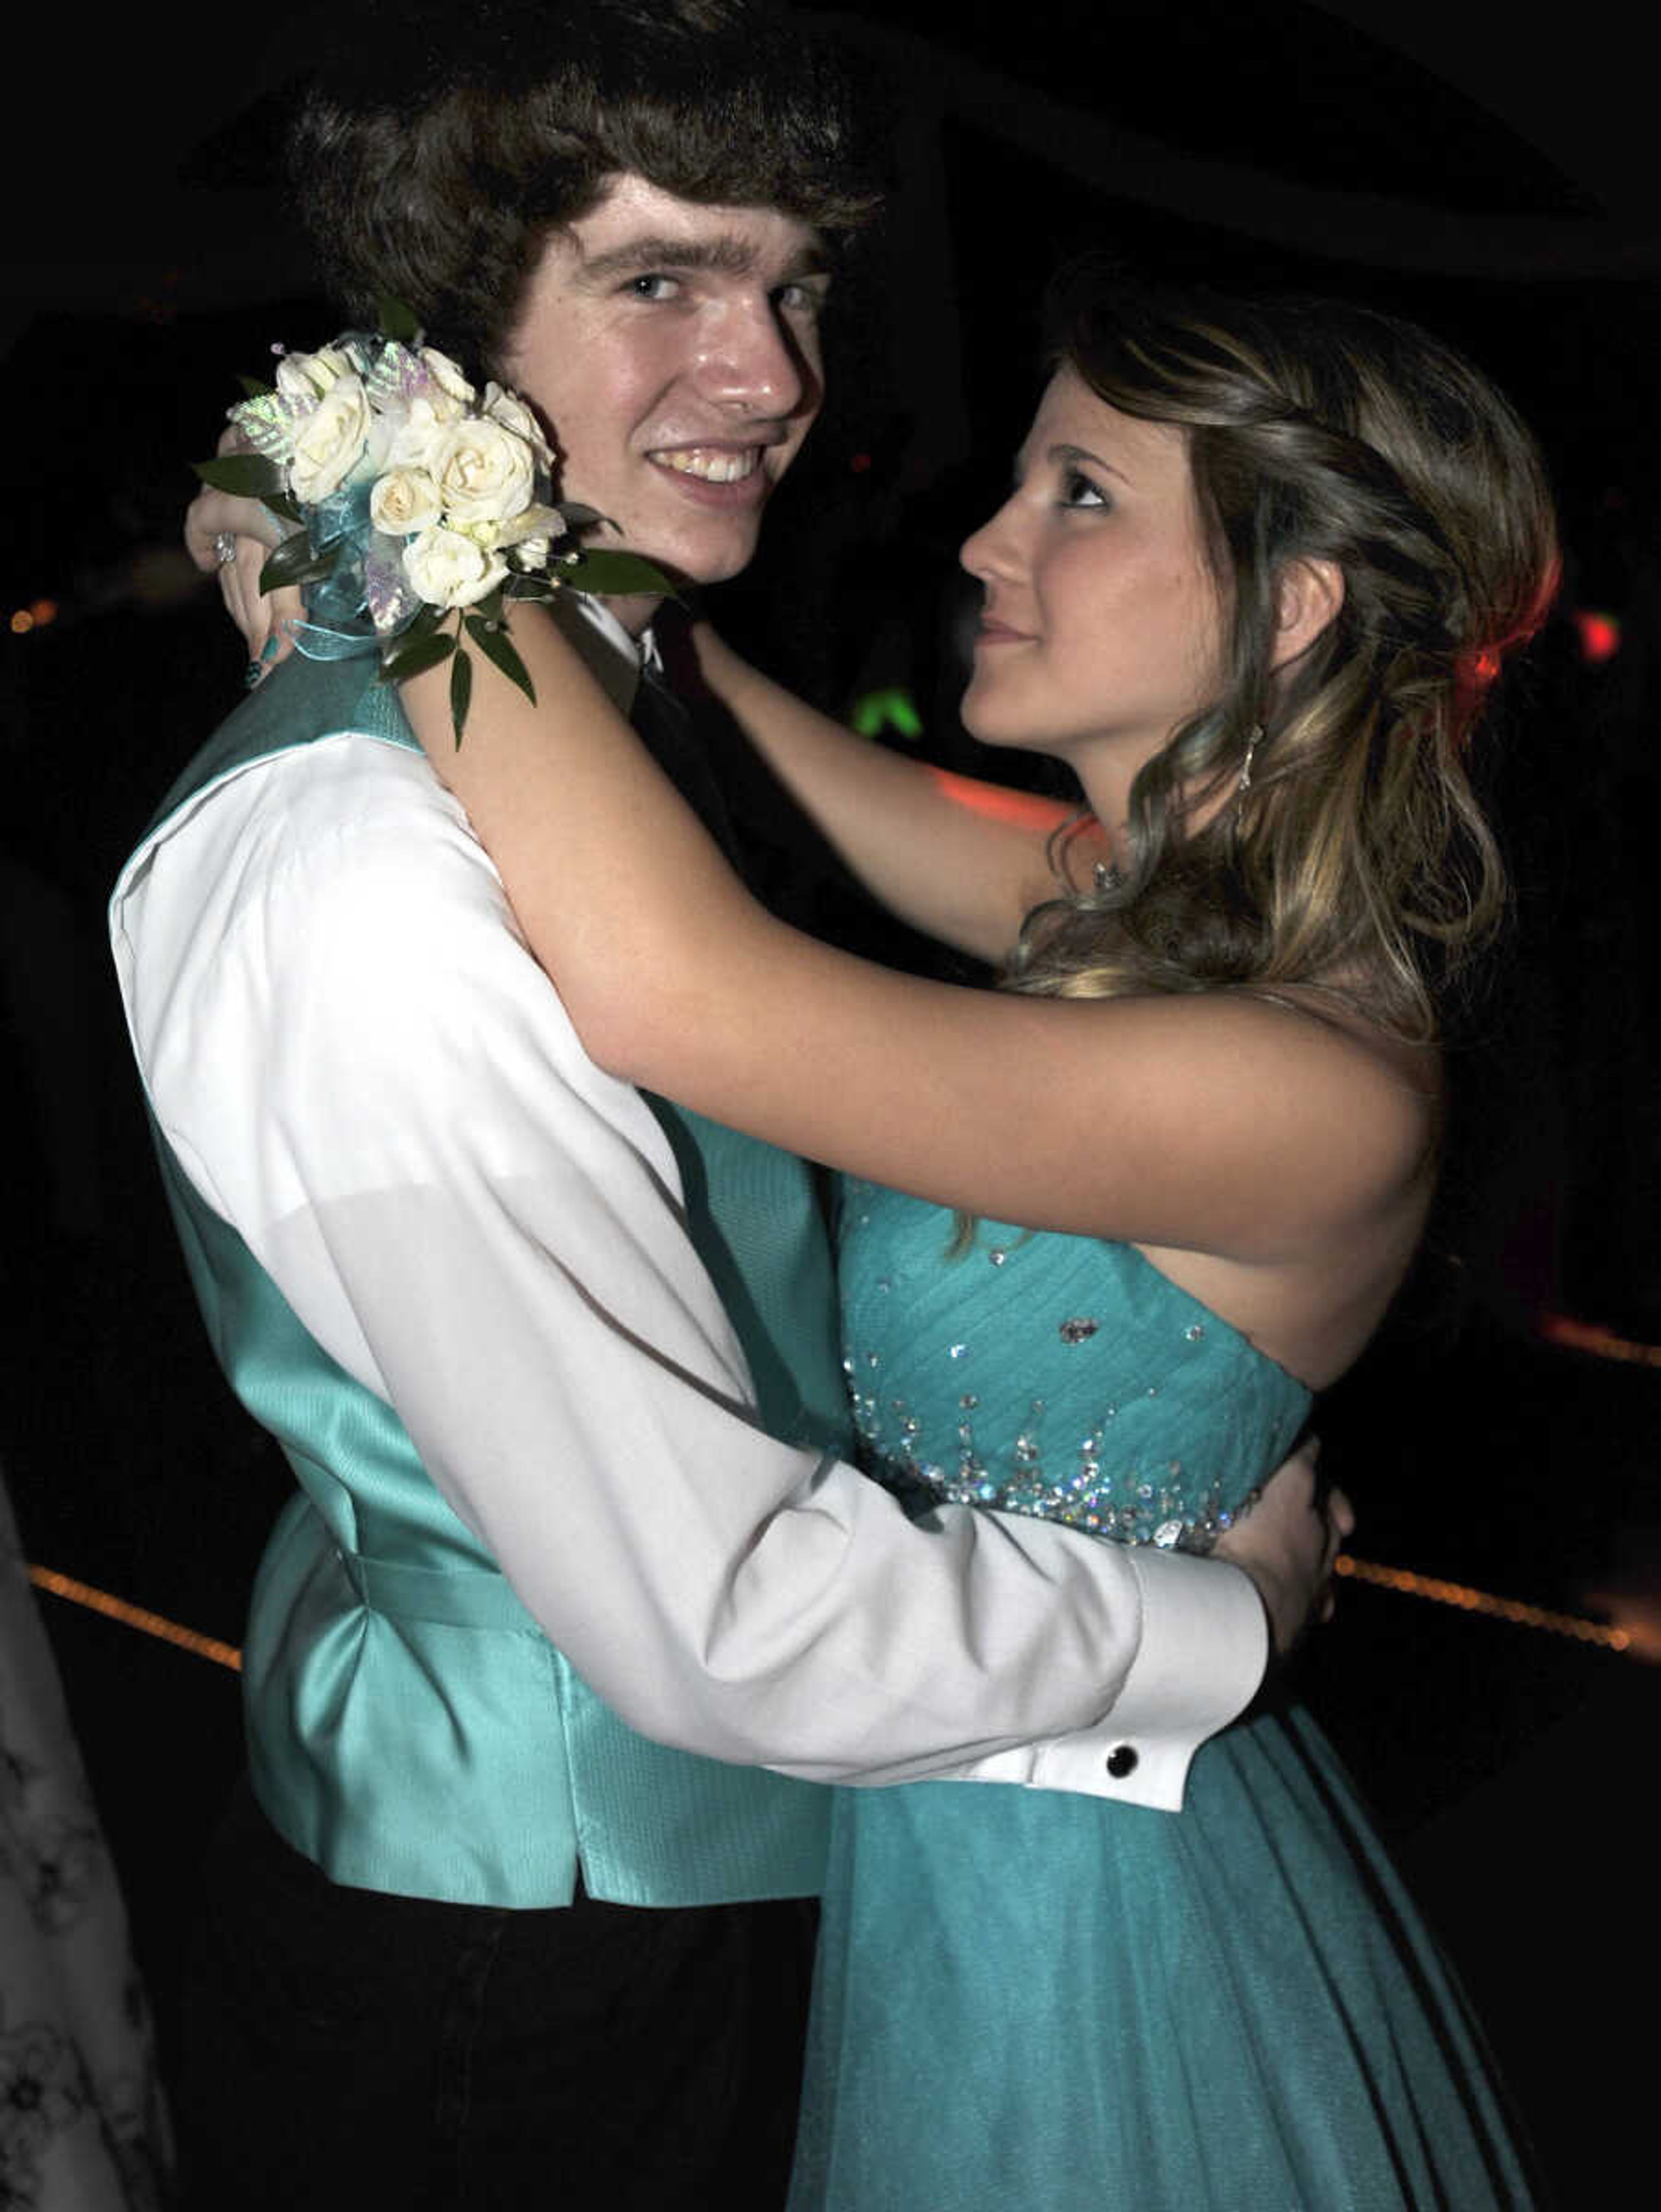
[648,444,766,482]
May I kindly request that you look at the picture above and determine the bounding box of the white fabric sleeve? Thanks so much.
[111,737,1267,1809]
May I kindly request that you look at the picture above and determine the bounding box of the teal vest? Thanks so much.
[126,656,845,1907]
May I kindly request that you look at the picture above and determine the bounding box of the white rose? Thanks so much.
[289,373,372,503]
[276,344,354,404]
[383,395,455,473]
[430,418,535,528]
[369,466,443,537]
[508,535,551,572]
[497,502,568,548]
[402,525,508,609]
[482,382,555,469]
[361,405,396,479]
[420,348,476,413]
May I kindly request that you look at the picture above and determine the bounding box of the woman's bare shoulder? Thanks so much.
[1095,984,1440,1262]
[1227,984,1440,1144]
[1129,989,1441,1381]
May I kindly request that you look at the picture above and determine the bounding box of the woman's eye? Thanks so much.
[1061,470,1107,510]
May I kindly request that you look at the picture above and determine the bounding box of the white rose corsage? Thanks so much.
[194,298,670,743]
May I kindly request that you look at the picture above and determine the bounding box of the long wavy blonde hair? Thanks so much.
[1008,273,1561,1042]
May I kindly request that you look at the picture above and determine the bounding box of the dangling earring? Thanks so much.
[1238,721,1265,797]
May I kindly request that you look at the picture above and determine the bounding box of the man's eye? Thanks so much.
[627,274,680,301]
[775,281,826,316]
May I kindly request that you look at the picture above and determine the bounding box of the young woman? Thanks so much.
[206,272,1554,2203]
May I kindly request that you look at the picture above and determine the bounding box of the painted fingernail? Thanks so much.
[244,661,265,689]
[260,636,282,664]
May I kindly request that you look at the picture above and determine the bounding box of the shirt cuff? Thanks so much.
[935,1547,1267,1811]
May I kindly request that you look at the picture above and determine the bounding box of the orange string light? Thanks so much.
[22,1318,1651,1677]
[26,1553,1637,1673]
[1536,1312,1661,1369]
[1334,1555,1631,1651]
[27,1565,242,1671]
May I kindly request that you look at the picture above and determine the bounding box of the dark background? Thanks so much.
[3,6,1657,2201]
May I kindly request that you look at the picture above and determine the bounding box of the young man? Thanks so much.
[137,4,1340,2204]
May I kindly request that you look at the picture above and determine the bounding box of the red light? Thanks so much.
[1573,609,1621,665]
[850,452,872,474]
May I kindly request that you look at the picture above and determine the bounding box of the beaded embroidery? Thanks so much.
[838,1181,1308,1557]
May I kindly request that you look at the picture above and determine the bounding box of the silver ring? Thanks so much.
[213,532,237,567]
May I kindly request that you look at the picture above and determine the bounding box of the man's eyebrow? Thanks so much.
[573,234,831,286]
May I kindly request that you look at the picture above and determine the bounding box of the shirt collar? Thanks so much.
[553,591,660,715]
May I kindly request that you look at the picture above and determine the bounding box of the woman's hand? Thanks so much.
[185,428,305,672]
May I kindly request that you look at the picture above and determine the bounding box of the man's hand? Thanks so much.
[185,428,304,671]
[1214,1442,1353,1659]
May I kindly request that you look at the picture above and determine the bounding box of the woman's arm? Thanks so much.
[187,482,1084,958]
[693,625,1088,962]
[404,603,1433,1276]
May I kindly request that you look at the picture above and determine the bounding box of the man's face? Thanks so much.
[500,175,829,625]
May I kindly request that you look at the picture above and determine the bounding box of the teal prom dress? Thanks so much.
[789,1179,1535,2210]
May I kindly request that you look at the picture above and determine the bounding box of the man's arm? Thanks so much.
[112,733,1320,1808]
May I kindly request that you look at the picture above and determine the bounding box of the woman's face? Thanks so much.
[959,368,1225,790]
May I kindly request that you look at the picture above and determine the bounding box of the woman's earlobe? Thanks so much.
[1271,558,1345,670]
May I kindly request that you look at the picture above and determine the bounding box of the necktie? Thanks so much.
[628,664,741,863]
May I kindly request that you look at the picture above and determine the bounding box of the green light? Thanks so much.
[850,686,923,741]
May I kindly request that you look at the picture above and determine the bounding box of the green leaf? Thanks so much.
[465,614,537,705]
[258,536,341,594]
[263,493,305,526]
[472,584,506,625]
[378,630,457,684]
[450,644,473,747]
[193,452,288,500]
[557,503,605,532]
[564,549,678,599]
[236,373,276,399]
[375,294,423,345]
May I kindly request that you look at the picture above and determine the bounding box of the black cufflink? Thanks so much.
[1105,1744,1138,1779]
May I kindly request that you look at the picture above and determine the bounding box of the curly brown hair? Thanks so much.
[288,0,886,374]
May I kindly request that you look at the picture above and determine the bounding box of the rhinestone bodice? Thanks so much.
[837,1178,1311,1553]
